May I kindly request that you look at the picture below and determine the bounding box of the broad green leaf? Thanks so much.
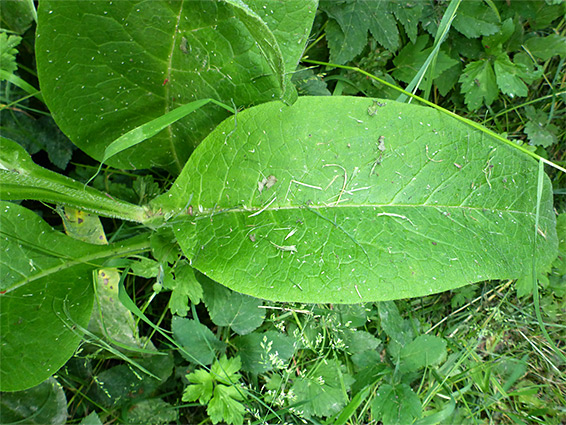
[371,383,422,425]
[243,0,318,77]
[171,316,225,365]
[201,275,265,335]
[0,377,67,424]
[157,97,557,303]
[0,0,36,34]
[89,354,174,408]
[0,138,147,223]
[525,34,566,61]
[342,329,380,355]
[321,0,399,64]
[218,0,285,89]
[399,334,447,373]
[452,1,500,39]
[35,0,314,171]
[0,202,150,391]
[80,411,103,425]
[125,399,179,425]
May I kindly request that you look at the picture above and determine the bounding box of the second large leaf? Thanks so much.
[36,0,316,172]
[161,97,557,303]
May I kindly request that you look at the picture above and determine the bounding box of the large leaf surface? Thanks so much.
[36,0,316,171]
[155,96,557,303]
[0,202,150,391]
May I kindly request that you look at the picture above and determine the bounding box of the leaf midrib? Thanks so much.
[186,201,537,220]
[164,0,185,173]
[1,237,151,294]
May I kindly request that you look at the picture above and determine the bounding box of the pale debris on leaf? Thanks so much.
[258,175,277,193]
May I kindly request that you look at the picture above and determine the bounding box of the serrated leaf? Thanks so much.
[371,383,422,425]
[171,316,225,365]
[342,329,380,355]
[0,32,22,76]
[525,34,566,60]
[453,1,500,39]
[399,334,447,373]
[211,355,243,385]
[482,18,515,50]
[379,302,410,345]
[35,0,314,171]
[494,53,540,98]
[524,110,558,148]
[173,262,203,308]
[201,275,265,334]
[0,377,67,424]
[322,0,399,64]
[150,227,180,264]
[392,35,458,84]
[208,384,245,425]
[183,369,214,404]
[156,97,557,303]
[459,60,498,110]
[391,1,423,44]
[130,257,159,279]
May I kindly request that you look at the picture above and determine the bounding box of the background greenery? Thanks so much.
[1,0,565,424]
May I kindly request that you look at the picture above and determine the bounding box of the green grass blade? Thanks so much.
[329,385,371,425]
[532,159,566,364]
[101,99,234,164]
[397,0,461,102]
[0,69,44,103]
[302,58,566,175]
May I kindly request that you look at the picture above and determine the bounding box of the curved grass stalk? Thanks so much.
[302,58,566,175]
